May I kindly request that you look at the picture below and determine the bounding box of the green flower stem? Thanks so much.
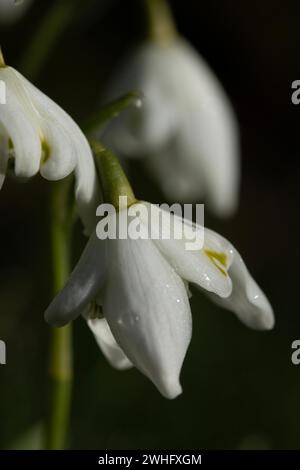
[45,179,74,450]
[83,92,142,136]
[20,0,75,80]
[144,0,177,45]
[0,47,5,68]
[91,141,137,210]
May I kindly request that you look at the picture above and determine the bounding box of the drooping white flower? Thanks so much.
[102,38,240,217]
[45,202,274,399]
[0,0,32,25]
[0,56,100,232]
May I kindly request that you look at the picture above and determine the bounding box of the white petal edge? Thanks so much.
[0,124,9,189]
[87,317,133,370]
[0,67,42,177]
[102,215,192,399]
[208,249,275,330]
[45,234,107,327]
[139,202,273,330]
[137,202,233,299]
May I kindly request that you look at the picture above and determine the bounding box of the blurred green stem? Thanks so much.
[20,0,75,80]
[83,92,142,136]
[45,179,73,450]
[144,0,177,45]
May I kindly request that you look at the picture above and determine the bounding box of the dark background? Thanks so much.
[0,0,299,449]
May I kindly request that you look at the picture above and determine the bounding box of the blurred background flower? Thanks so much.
[0,0,33,25]
[103,36,239,217]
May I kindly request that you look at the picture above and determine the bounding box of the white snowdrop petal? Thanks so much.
[0,64,100,233]
[208,249,275,330]
[140,202,233,298]
[0,67,42,177]
[17,72,77,181]
[202,227,235,264]
[103,219,192,399]
[39,121,76,180]
[21,74,100,232]
[45,234,107,327]
[87,317,133,370]
[74,152,100,235]
[0,124,9,189]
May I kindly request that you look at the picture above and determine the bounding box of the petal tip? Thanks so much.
[258,309,275,331]
[156,375,183,400]
[243,303,275,331]
[44,302,72,328]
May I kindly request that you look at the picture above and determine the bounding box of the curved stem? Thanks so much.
[91,141,137,210]
[83,91,142,136]
[45,179,73,450]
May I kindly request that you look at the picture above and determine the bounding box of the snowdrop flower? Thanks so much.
[45,147,273,400]
[102,2,239,216]
[0,0,32,25]
[0,50,100,232]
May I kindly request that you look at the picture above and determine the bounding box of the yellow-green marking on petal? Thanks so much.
[41,139,50,164]
[204,249,228,276]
